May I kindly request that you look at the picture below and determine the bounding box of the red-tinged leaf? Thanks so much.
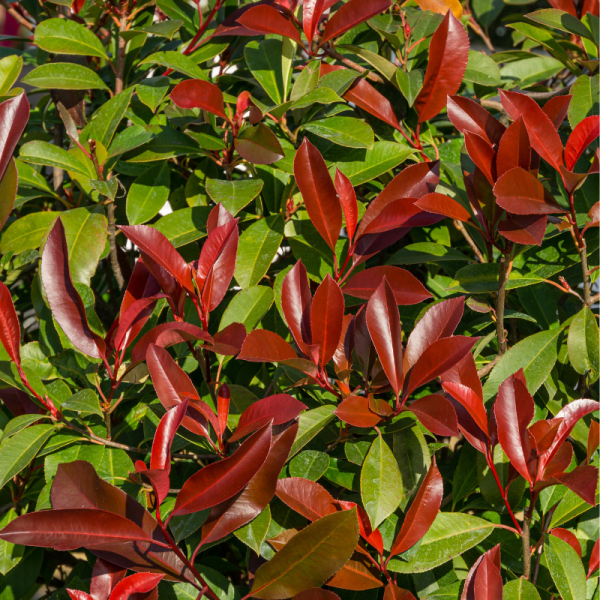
[303,0,326,44]
[366,278,403,398]
[414,12,469,122]
[90,558,127,600]
[311,275,344,366]
[547,465,599,505]
[170,79,227,119]
[338,501,384,555]
[68,592,93,600]
[334,395,381,428]
[294,138,342,251]
[496,116,531,178]
[500,90,564,171]
[0,281,20,366]
[583,202,600,235]
[529,419,562,454]
[238,329,298,362]
[217,384,230,441]
[237,5,302,42]
[326,552,384,590]
[282,260,313,357]
[136,463,171,509]
[446,96,505,146]
[136,253,186,317]
[408,394,459,437]
[543,95,572,129]
[211,322,246,356]
[414,192,472,223]
[389,458,443,557]
[173,424,272,516]
[207,203,235,233]
[441,352,483,401]
[565,115,600,171]
[235,123,285,165]
[41,219,106,359]
[498,214,547,246]
[120,259,161,317]
[150,399,188,473]
[0,94,29,183]
[229,394,306,443]
[200,422,298,546]
[493,369,535,482]
[404,297,465,371]
[460,546,501,600]
[464,131,496,185]
[588,421,599,464]
[336,169,358,242]
[550,528,582,558]
[361,198,422,236]
[543,441,573,479]
[494,167,567,215]
[589,539,599,578]
[118,225,193,294]
[448,396,488,454]
[443,381,488,436]
[276,477,338,521]
[472,554,503,600]
[0,509,168,551]
[108,573,164,600]
[321,0,391,44]
[113,295,166,353]
[384,584,416,600]
[294,590,340,600]
[581,0,598,16]
[334,314,355,376]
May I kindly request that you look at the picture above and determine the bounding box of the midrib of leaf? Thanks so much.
[68,211,92,264]
[423,520,496,544]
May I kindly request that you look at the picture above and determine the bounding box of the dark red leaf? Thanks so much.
[294,138,342,251]
[333,314,355,376]
[408,394,459,437]
[414,12,469,123]
[336,168,358,242]
[0,94,30,183]
[543,95,571,129]
[550,528,582,558]
[389,458,443,557]
[447,96,505,146]
[303,0,326,45]
[442,381,488,436]
[321,0,392,44]
[496,116,531,178]
[0,281,20,366]
[543,441,573,479]
[210,322,246,356]
[464,131,496,185]
[565,115,600,171]
[135,253,186,317]
[334,395,381,428]
[588,420,599,464]
[41,219,106,359]
[238,329,298,362]
[229,394,306,443]
[494,167,567,215]
[384,584,416,600]
[237,5,302,42]
[583,201,600,235]
[549,464,598,505]
[366,278,403,399]
[276,477,338,521]
[461,545,502,600]
[217,384,230,441]
[282,260,313,357]
[589,539,599,578]
[414,192,472,223]
[234,123,284,165]
[113,295,166,353]
[150,399,188,473]
[361,198,422,236]
[498,213,547,246]
[170,79,227,120]
[108,573,164,600]
[173,424,272,516]
[90,558,127,600]
[311,274,344,366]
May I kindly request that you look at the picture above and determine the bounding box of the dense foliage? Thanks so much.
[0,0,597,598]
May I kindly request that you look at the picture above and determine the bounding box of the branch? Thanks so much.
[496,249,512,356]
[477,354,501,378]
[520,85,572,100]
[0,0,35,32]
[453,220,486,263]
[323,45,386,85]
[115,17,127,94]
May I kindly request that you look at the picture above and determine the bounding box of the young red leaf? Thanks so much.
[550,528,582,558]
[461,545,502,600]
[238,329,298,362]
[464,131,496,185]
[229,394,306,443]
[237,5,302,42]
[447,96,506,146]
[108,573,164,600]
[173,424,272,516]
[217,384,230,441]
[311,274,344,366]
[282,260,313,358]
[41,219,106,359]
[441,350,483,399]
[343,266,431,305]
[207,203,235,233]
[366,278,403,399]
[120,259,161,315]
[543,95,571,129]
[0,93,29,184]
[0,281,20,366]
[583,201,600,235]
[170,79,227,120]
[294,138,342,251]
[414,192,472,223]
[494,167,567,215]
[543,441,573,479]
[211,322,246,356]
[113,295,166,353]
[325,553,384,590]
[276,477,338,521]
[361,198,423,236]
[90,558,127,600]
[303,0,326,45]
[565,115,600,171]
[414,12,469,122]
[442,381,488,436]
[321,0,392,44]
[67,592,93,600]
[549,464,599,505]
[384,584,416,600]
[589,539,599,578]
[498,214,547,246]
[473,554,503,600]
[389,458,443,557]
[408,394,459,437]
[150,399,188,473]
[335,168,358,242]
[496,116,531,178]
[338,500,384,555]
[334,395,381,428]
[333,314,355,376]
[588,421,599,464]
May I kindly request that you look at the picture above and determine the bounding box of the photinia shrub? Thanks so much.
[0,0,597,598]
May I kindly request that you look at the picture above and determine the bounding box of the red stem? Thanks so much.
[487,449,523,534]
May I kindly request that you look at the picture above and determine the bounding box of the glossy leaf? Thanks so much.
[321,0,392,44]
[276,477,338,521]
[90,558,127,600]
[334,395,381,428]
[282,260,313,357]
[565,115,600,170]
[545,534,587,600]
[408,394,459,437]
[311,275,344,366]
[335,168,358,242]
[447,96,505,146]
[415,192,472,223]
[237,6,302,42]
[108,573,164,600]
[238,329,297,362]
[0,281,20,366]
[170,79,227,119]
[0,94,29,184]
[496,117,531,178]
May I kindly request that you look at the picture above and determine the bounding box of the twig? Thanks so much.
[496,249,512,356]
[520,85,572,100]
[453,220,486,263]
[324,45,386,84]
[467,15,494,52]
[115,17,127,94]
[477,354,501,378]
[480,99,505,114]
[0,0,35,31]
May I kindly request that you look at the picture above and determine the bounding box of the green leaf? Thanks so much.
[97,447,134,485]
[0,212,58,255]
[219,286,273,333]
[34,18,107,58]
[503,578,542,600]
[0,509,24,575]
[108,125,156,159]
[317,69,358,96]
[125,127,200,162]
[464,51,502,86]
[289,406,336,457]
[527,9,595,42]
[568,75,599,128]
[234,506,271,555]
[290,60,320,103]
[501,55,564,89]
[324,457,360,491]
[90,179,118,201]
[169,511,209,543]
[137,77,170,113]
[472,0,504,28]
[20,141,93,178]
[568,306,600,382]
[245,39,287,105]
[0,55,22,96]
[140,51,207,80]
[152,207,210,247]
[235,215,284,288]
[205,179,263,216]
[304,117,374,149]
[361,433,403,530]
[550,489,593,529]
[447,263,545,293]
[387,513,496,573]
[122,20,183,41]
[127,163,170,225]
[290,87,344,110]
[61,389,103,417]
[44,442,105,481]
[87,88,135,148]
[0,424,55,490]
[23,63,108,90]
[0,415,50,443]
[388,242,470,265]
[339,45,398,82]
[452,442,479,508]
[396,69,423,107]
[393,425,430,511]
[545,535,587,600]
[289,450,330,482]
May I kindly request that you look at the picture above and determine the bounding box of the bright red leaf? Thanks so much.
[237,5,302,42]
[321,0,392,44]
[170,79,227,120]
[311,274,344,366]
[276,478,338,521]
[336,168,358,242]
[408,394,459,437]
[334,395,381,428]
[415,192,472,223]
[0,281,20,366]
[565,115,600,171]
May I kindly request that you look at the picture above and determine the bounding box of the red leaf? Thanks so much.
[414,192,472,223]
[447,96,505,146]
[550,465,598,505]
[326,552,384,590]
[150,400,188,474]
[550,528,582,558]
[414,12,469,123]
[588,420,599,464]
[282,260,313,357]
[461,546,502,600]
[68,592,93,600]
[493,369,536,482]
[441,352,483,400]
[293,589,340,600]
[442,381,488,436]
[235,123,284,165]
[494,167,567,215]
[500,90,564,171]
[343,266,431,306]
[366,278,403,398]
[311,274,344,366]
[238,329,298,362]
[0,281,20,366]
[321,0,392,44]
[90,558,127,600]
[294,138,342,251]
[135,253,186,317]
[0,94,29,184]
[303,0,326,45]
[496,117,531,178]
[170,79,227,120]
[589,539,599,579]
[173,424,272,516]
[565,115,600,171]
[229,394,306,443]
[237,5,302,42]
[583,201,600,235]
[217,384,230,441]
[41,219,106,359]
[120,259,160,317]
[113,295,166,353]
[498,213,547,246]
[408,394,459,436]
[210,322,246,356]
[207,203,235,233]
[543,95,572,129]
[108,573,164,600]
[389,458,443,558]
[334,395,381,428]
[361,198,422,236]
[338,501,384,554]
[336,168,358,242]
[384,584,416,600]
[404,297,464,372]
[543,441,573,479]
[464,131,496,185]
[276,477,338,521]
